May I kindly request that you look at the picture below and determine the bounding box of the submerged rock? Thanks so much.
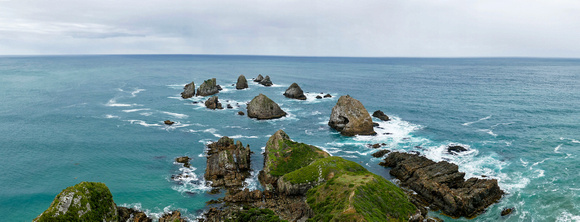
[315,95,322,99]
[164,120,175,125]
[247,94,286,120]
[283,83,306,100]
[372,110,390,121]
[34,182,118,222]
[259,75,273,86]
[237,111,245,115]
[236,75,248,90]
[323,94,332,98]
[328,95,376,136]
[254,74,264,82]
[371,149,390,158]
[501,208,514,216]
[197,78,220,97]
[205,136,252,187]
[380,152,504,218]
[447,145,468,154]
[180,81,195,99]
[205,96,223,110]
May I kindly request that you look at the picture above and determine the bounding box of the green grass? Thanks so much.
[267,140,328,177]
[282,156,367,184]
[232,208,287,222]
[35,182,118,222]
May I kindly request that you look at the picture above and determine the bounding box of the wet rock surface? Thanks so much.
[380,152,504,218]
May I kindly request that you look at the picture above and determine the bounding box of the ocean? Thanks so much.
[0,55,578,221]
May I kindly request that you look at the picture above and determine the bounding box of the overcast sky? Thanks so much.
[1,0,579,57]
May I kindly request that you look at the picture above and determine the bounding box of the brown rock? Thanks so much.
[501,208,514,216]
[205,96,223,110]
[328,95,376,136]
[324,94,332,98]
[118,207,152,222]
[180,81,195,99]
[197,78,220,97]
[247,94,286,120]
[164,120,175,125]
[237,111,245,115]
[259,75,273,86]
[236,75,248,90]
[254,74,264,82]
[205,136,252,187]
[371,149,390,158]
[159,210,186,222]
[372,110,390,121]
[175,156,191,168]
[283,83,307,100]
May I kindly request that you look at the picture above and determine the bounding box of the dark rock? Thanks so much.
[283,83,307,100]
[371,149,390,158]
[501,208,514,216]
[180,81,195,99]
[372,110,390,121]
[380,152,504,218]
[247,94,286,120]
[217,85,222,91]
[175,156,191,168]
[118,206,152,222]
[224,188,263,203]
[205,96,223,110]
[236,75,248,90]
[370,143,381,148]
[328,95,376,136]
[205,136,252,187]
[159,210,186,222]
[315,95,322,99]
[323,94,332,98]
[259,75,273,86]
[164,120,175,125]
[197,78,220,96]
[254,74,264,82]
[372,122,379,127]
[448,145,468,154]
[226,104,233,109]
[237,111,245,115]
[192,101,198,104]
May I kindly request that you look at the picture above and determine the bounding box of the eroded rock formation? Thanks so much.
[328,95,376,136]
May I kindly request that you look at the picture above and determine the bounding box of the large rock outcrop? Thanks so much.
[283,83,307,100]
[180,81,195,99]
[380,152,504,218]
[34,182,118,222]
[205,96,223,110]
[118,207,152,222]
[259,75,273,86]
[236,75,248,90]
[197,78,220,97]
[246,94,286,120]
[328,95,376,136]
[253,74,264,82]
[258,130,329,191]
[205,136,251,187]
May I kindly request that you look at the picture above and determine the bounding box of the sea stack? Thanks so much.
[254,74,264,82]
[205,136,251,187]
[372,110,390,121]
[197,78,220,96]
[247,94,286,120]
[236,75,248,89]
[259,75,273,86]
[180,81,195,99]
[205,96,223,110]
[283,83,307,100]
[328,95,376,136]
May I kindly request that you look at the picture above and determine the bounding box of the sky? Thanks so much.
[1,0,580,57]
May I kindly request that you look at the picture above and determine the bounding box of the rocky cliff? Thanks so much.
[205,136,252,187]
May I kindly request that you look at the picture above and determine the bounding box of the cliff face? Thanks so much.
[205,136,251,187]
[34,182,118,222]
[328,95,376,136]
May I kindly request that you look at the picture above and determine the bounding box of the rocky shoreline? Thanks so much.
[35,75,507,221]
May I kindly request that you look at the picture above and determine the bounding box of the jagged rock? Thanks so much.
[205,136,251,187]
[328,95,376,136]
[197,78,220,96]
[448,145,468,154]
[247,94,286,120]
[371,149,390,158]
[254,74,264,82]
[372,110,390,121]
[159,210,186,222]
[205,96,223,110]
[315,95,322,99]
[217,85,222,91]
[258,130,329,192]
[164,120,175,125]
[380,152,504,218]
[236,75,248,90]
[226,104,233,109]
[33,182,118,222]
[501,208,514,216]
[180,81,195,99]
[237,111,245,115]
[283,83,306,100]
[175,156,191,168]
[324,94,332,98]
[118,207,152,222]
[224,188,263,203]
[259,75,273,86]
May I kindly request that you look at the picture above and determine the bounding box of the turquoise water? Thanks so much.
[0,55,579,221]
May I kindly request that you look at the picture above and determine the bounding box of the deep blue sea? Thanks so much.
[1,55,579,221]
